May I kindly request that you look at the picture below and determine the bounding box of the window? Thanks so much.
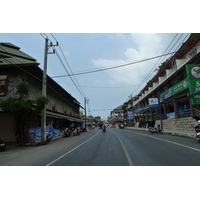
[0,75,7,96]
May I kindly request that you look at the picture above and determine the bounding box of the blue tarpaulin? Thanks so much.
[28,124,60,142]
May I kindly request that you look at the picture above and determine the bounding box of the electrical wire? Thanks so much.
[90,109,113,111]
[127,33,190,101]
[127,33,183,99]
[48,33,189,114]
[56,81,140,89]
[45,33,192,116]
[51,50,180,78]
[54,49,87,99]
[1,33,192,114]
[49,33,89,100]
[48,33,191,113]
[87,100,92,116]
[0,45,80,109]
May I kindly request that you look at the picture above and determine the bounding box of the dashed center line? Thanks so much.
[113,132,134,166]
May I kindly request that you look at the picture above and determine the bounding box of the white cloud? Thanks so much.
[91,33,163,88]
[130,33,163,58]
[64,50,70,56]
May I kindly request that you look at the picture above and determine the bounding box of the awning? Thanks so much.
[45,111,83,122]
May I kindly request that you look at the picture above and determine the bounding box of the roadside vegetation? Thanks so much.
[0,82,49,145]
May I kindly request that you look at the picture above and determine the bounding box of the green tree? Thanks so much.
[0,82,49,145]
[154,57,171,72]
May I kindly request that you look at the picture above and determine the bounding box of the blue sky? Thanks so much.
[1,1,196,120]
[0,33,191,119]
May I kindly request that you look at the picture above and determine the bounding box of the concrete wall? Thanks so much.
[155,117,197,131]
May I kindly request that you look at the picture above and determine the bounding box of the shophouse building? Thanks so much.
[0,43,82,144]
[110,105,124,124]
[122,96,137,126]
[128,33,200,131]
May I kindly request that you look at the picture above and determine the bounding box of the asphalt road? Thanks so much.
[1,127,200,166]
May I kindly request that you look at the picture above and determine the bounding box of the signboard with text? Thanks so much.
[127,111,134,120]
[186,64,200,105]
[160,78,189,102]
[148,98,159,107]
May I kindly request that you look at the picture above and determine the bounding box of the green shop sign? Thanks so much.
[186,64,200,105]
[160,78,189,101]
[171,78,189,95]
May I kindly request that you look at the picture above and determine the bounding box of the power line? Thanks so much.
[41,33,191,113]
[40,33,46,40]
[0,44,80,109]
[49,33,88,99]
[127,33,190,100]
[54,49,87,99]
[127,33,182,99]
[56,81,140,88]
[90,109,113,111]
[51,50,183,78]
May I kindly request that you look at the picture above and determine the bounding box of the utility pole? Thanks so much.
[41,38,58,144]
[159,98,163,129]
[128,94,134,126]
[84,98,87,131]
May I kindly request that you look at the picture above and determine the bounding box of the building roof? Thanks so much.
[111,105,123,112]
[0,42,81,108]
[0,43,38,65]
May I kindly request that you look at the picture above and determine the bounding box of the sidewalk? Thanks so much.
[127,127,196,139]
[5,129,94,151]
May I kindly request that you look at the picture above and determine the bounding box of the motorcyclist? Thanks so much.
[102,124,106,132]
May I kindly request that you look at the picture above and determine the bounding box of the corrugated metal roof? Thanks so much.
[46,111,83,122]
[0,42,81,108]
[0,42,38,66]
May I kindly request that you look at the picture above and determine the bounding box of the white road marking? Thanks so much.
[46,130,99,166]
[127,130,200,152]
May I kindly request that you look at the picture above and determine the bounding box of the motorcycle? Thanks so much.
[149,125,164,134]
[149,127,154,132]
[195,131,200,141]
[72,128,79,136]
[0,137,6,151]
[63,128,71,137]
[102,127,106,132]
[46,133,52,143]
[194,122,200,142]
[120,124,124,129]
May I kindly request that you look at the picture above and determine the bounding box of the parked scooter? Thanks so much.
[194,120,200,142]
[63,128,71,137]
[149,125,164,134]
[0,137,6,151]
[46,133,52,143]
[149,127,154,132]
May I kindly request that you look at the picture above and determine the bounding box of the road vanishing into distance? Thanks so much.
[1,127,200,166]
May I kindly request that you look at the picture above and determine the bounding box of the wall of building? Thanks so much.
[1,67,79,116]
[0,67,80,143]
[0,113,15,143]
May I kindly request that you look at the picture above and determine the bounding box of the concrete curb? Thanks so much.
[127,127,196,139]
